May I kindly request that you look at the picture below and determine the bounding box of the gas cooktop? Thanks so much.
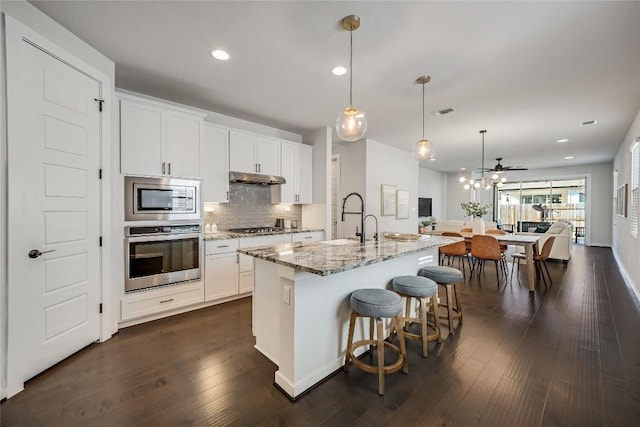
[227,226,282,234]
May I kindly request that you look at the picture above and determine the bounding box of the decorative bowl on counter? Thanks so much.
[382,232,422,241]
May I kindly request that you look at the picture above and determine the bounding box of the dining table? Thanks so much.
[460,232,542,291]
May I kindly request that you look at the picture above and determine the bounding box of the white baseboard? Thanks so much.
[612,248,640,307]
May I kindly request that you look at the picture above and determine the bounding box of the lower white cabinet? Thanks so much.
[121,281,204,321]
[205,239,239,301]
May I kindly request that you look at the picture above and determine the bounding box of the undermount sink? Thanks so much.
[320,239,355,245]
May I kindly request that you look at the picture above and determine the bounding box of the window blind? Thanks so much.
[631,142,639,238]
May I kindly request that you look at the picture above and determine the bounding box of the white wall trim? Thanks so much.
[612,247,640,307]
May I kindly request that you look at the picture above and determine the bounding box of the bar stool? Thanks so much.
[344,288,408,395]
[419,266,464,334]
[392,275,441,357]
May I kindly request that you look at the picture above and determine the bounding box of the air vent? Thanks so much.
[432,108,454,116]
[580,120,597,127]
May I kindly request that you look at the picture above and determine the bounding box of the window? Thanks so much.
[631,142,639,238]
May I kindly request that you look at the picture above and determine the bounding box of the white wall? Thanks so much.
[612,109,640,300]
[301,127,332,236]
[418,167,448,220]
[445,163,613,246]
[365,140,419,234]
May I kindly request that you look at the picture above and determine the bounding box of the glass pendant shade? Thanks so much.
[336,107,367,142]
[415,138,433,161]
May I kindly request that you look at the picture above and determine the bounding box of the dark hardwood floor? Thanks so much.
[3,245,640,426]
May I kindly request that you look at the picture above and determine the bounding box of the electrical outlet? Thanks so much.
[283,285,291,305]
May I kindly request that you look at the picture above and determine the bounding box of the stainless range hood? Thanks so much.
[229,171,286,185]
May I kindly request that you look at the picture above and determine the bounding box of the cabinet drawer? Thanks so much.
[121,282,204,321]
[205,239,239,255]
[291,231,324,242]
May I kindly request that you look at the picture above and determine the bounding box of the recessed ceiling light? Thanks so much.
[556,138,569,143]
[332,66,347,76]
[211,49,229,61]
[580,120,597,127]
[432,108,454,116]
[564,156,574,160]
[460,167,466,171]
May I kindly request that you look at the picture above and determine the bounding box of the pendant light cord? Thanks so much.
[422,82,425,139]
[349,24,353,107]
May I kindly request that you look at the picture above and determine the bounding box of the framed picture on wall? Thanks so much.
[616,183,627,217]
[396,190,410,219]
[381,184,396,216]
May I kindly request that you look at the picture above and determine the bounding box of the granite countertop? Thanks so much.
[236,235,462,276]
[204,228,324,241]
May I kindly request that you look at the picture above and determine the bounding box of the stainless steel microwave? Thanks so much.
[124,176,201,221]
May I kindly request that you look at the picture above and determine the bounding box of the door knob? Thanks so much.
[28,249,55,259]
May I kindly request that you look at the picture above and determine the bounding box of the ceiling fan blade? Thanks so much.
[503,166,528,171]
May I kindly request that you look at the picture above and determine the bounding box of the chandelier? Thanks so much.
[459,130,507,190]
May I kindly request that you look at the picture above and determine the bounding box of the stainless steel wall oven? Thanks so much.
[125,224,201,292]
[125,176,200,221]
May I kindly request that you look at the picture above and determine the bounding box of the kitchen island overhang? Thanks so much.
[238,235,461,399]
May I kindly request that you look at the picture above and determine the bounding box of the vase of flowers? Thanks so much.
[461,202,489,234]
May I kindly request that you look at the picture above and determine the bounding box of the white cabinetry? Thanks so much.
[201,124,230,203]
[273,142,313,204]
[119,94,205,178]
[120,281,204,322]
[291,231,324,243]
[229,130,280,176]
[238,234,291,293]
[204,239,239,301]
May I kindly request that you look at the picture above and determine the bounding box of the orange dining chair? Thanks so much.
[459,228,473,253]
[485,229,509,254]
[470,235,508,284]
[439,232,471,274]
[511,236,556,287]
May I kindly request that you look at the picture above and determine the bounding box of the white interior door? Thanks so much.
[6,33,101,394]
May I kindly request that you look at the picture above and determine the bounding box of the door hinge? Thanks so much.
[94,98,105,112]
[99,236,103,247]
[99,169,102,179]
[99,303,103,314]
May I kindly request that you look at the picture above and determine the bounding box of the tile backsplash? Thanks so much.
[204,183,301,230]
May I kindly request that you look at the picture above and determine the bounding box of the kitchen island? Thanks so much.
[238,234,460,399]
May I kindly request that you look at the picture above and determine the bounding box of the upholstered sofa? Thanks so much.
[433,220,498,233]
[517,221,572,262]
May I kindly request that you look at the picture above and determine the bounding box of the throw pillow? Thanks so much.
[535,224,551,233]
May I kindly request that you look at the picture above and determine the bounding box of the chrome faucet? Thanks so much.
[341,192,365,244]
[363,214,379,242]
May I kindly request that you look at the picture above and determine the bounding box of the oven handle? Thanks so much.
[125,232,202,243]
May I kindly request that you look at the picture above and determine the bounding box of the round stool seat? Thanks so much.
[392,275,438,298]
[350,289,402,318]
[419,265,463,284]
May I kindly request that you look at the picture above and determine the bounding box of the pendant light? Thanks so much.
[415,75,434,161]
[336,15,368,142]
[460,130,507,190]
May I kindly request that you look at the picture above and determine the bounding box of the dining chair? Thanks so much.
[459,228,473,253]
[470,235,508,284]
[485,229,509,254]
[511,236,556,287]
[439,232,471,275]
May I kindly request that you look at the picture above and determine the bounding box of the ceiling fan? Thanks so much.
[479,157,528,173]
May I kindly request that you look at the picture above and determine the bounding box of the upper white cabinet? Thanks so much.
[201,124,229,203]
[229,130,280,176]
[276,142,313,204]
[119,94,205,179]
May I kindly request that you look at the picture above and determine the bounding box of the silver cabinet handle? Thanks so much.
[162,162,166,174]
[217,245,229,248]
[304,236,312,239]
[160,298,174,304]
[28,249,55,259]
[258,163,261,172]
[168,163,171,175]
[226,191,229,201]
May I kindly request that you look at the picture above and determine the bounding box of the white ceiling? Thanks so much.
[29,1,640,173]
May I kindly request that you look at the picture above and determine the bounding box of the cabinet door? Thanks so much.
[296,145,313,204]
[255,137,281,176]
[291,231,323,242]
[166,113,201,178]
[205,253,238,301]
[120,100,163,176]
[279,142,296,203]
[229,130,256,173]
[202,124,230,202]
